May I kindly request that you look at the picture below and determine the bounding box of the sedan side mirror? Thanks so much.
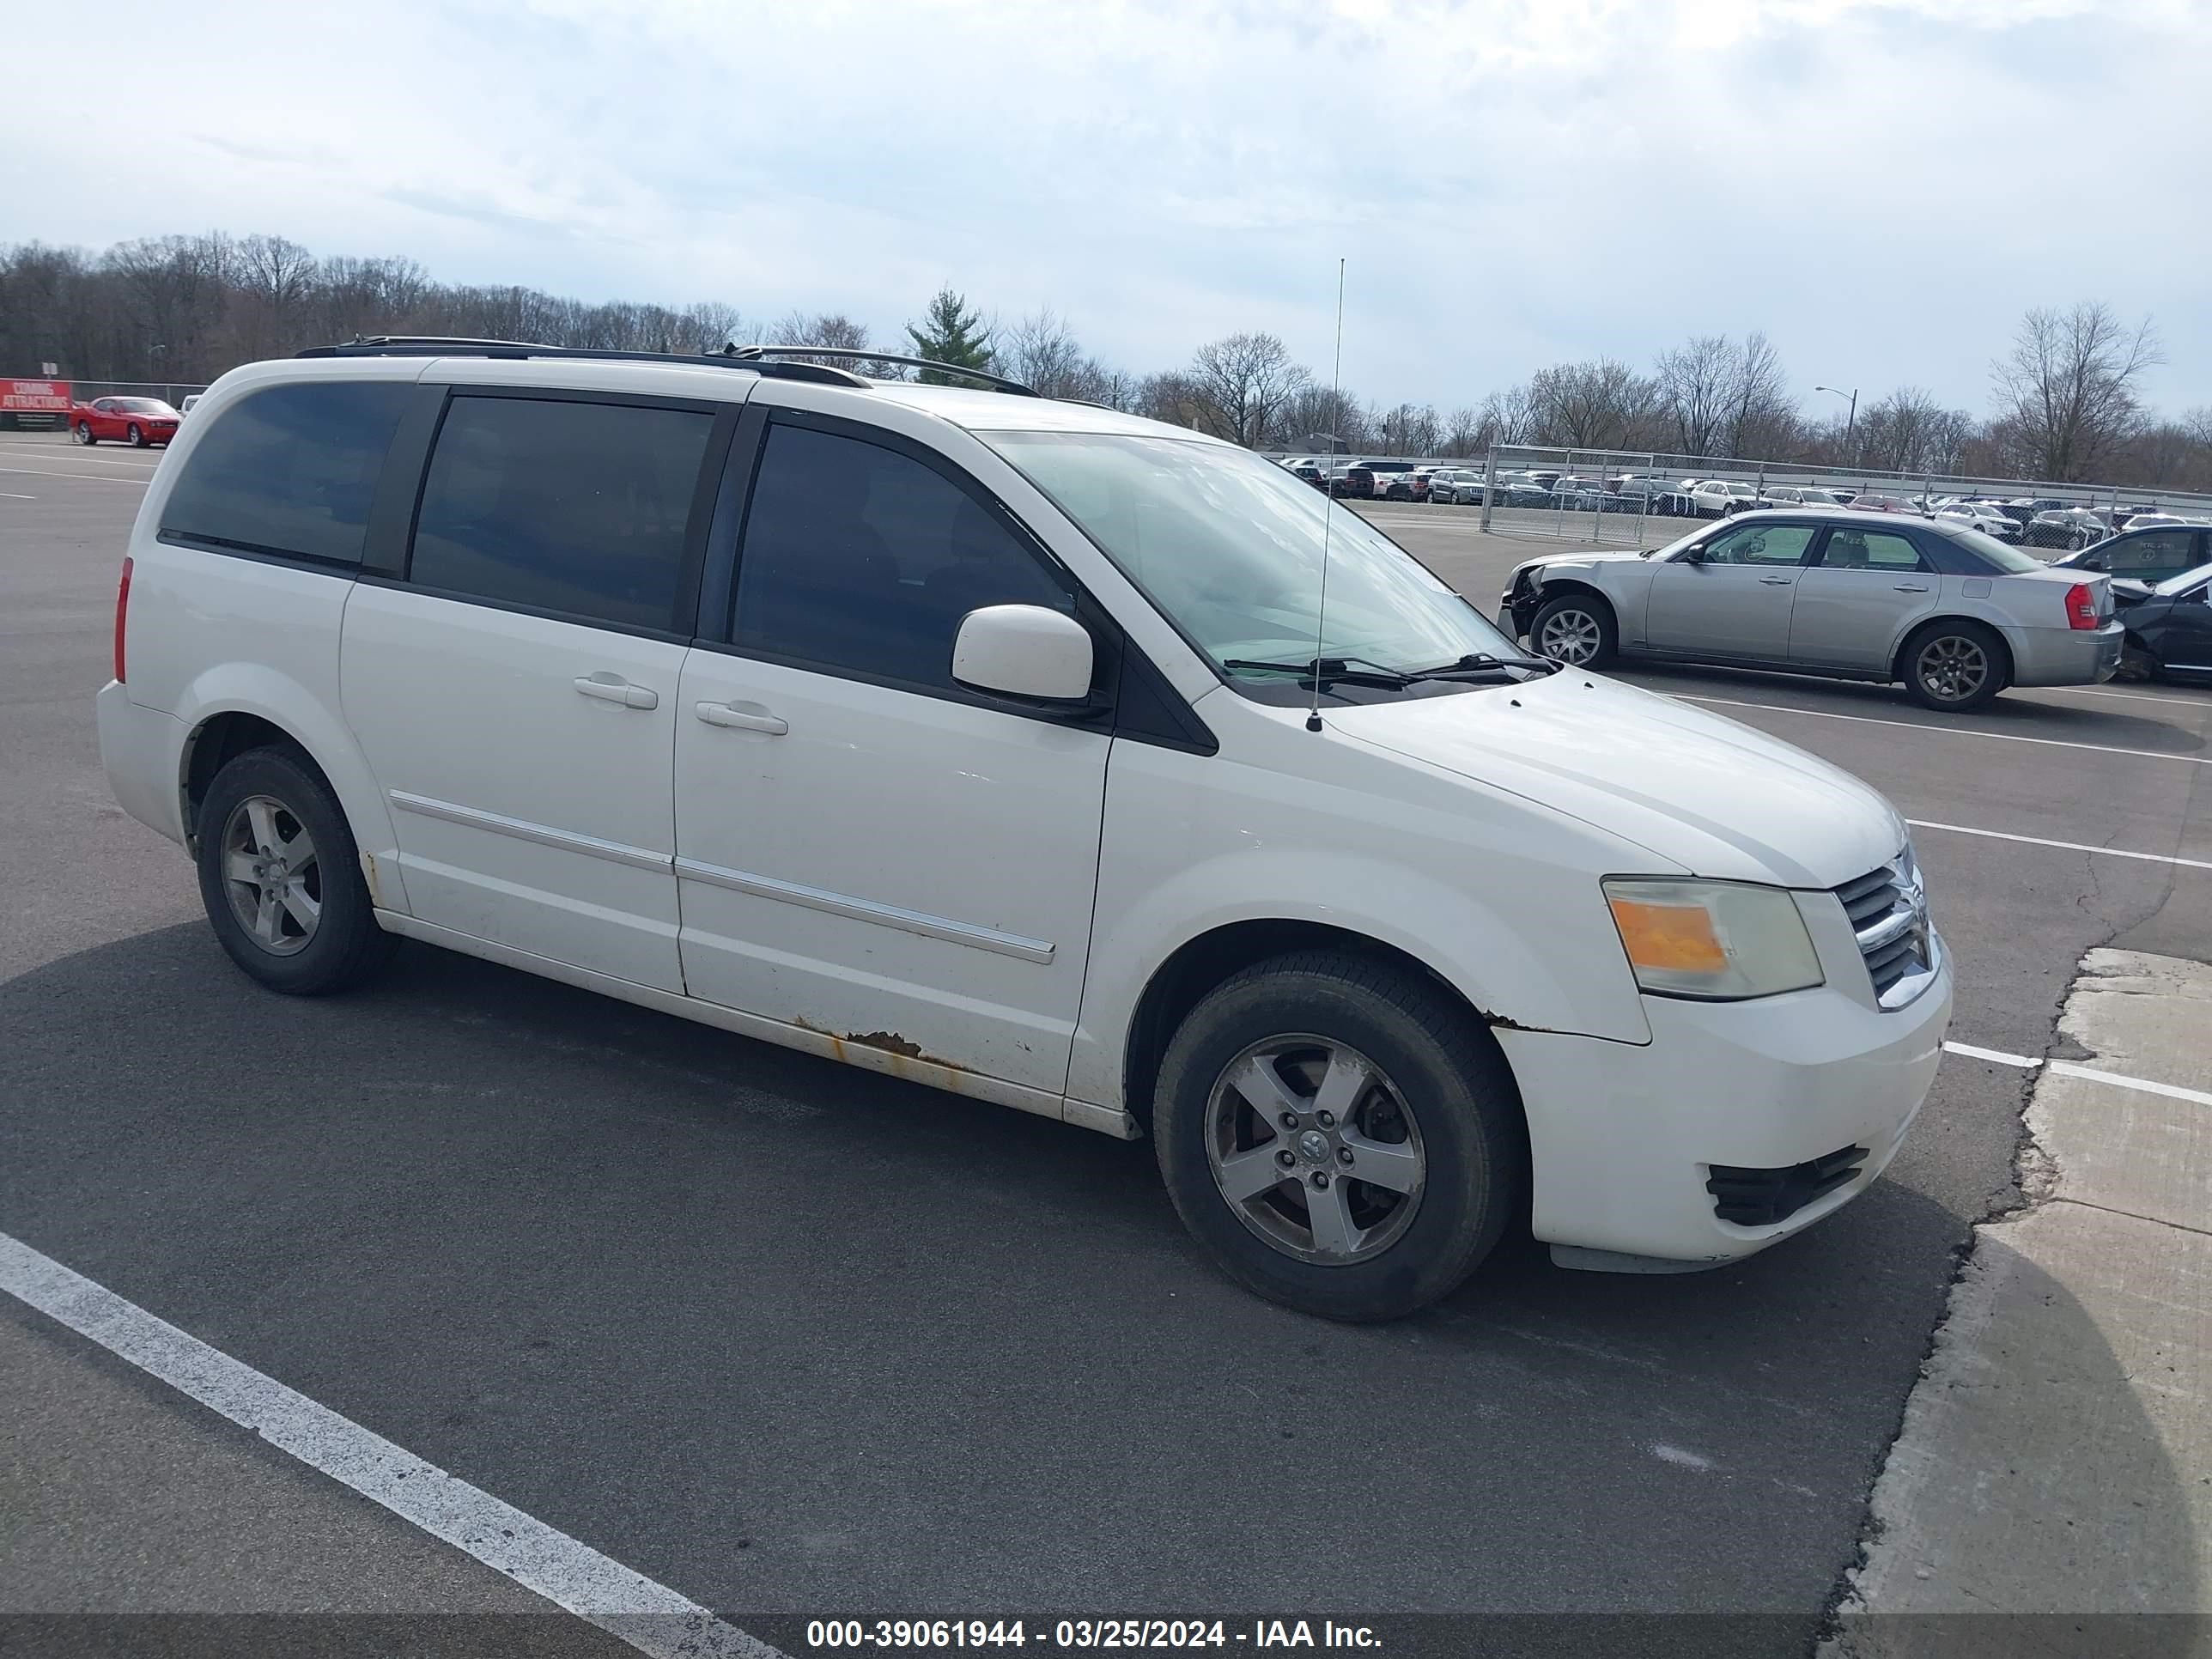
[952,605,1096,703]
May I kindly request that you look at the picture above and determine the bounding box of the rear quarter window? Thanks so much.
[160,381,413,566]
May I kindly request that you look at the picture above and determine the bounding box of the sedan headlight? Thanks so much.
[1603,878,1824,1000]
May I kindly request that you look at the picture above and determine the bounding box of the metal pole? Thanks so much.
[1480,444,1498,532]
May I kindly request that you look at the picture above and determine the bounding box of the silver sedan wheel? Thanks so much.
[1205,1036,1425,1265]
[1916,635,1990,704]
[1536,606,1603,665]
[220,794,322,956]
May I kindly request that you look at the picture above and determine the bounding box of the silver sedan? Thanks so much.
[1498,509,2125,711]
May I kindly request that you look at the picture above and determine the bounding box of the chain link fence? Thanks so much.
[1370,443,2212,552]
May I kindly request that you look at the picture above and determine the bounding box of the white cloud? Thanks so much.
[4,0,2203,414]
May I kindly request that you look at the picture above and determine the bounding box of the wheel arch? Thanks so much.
[1120,918,1525,1139]
[174,690,409,915]
[1890,613,2015,687]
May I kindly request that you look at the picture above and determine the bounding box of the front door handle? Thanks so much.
[1893,582,1930,592]
[695,701,788,736]
[574,673,659,710]
[1758,575,1795,586]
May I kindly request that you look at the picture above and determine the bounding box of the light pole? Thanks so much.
[1815,384,1857,465]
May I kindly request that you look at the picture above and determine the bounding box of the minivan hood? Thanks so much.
[1329,672,1906,888]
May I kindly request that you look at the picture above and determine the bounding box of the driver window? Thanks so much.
[1701,524,1817,566]
[1820,530,1926,572]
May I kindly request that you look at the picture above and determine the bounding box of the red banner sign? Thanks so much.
[1,378,73,413]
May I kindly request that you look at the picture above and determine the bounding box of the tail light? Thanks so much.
[113,556,133,682]
[2064,581,2099,630]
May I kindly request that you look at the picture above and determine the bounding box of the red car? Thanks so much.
[71,397,181,447]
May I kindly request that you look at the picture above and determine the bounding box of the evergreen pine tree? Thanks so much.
[905,287,994,384]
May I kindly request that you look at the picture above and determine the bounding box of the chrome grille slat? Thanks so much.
[1832,847,1936,1009]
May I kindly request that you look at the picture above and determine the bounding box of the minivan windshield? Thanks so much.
[984,431,1516,682]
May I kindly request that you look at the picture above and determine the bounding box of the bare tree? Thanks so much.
[1187,331,1311,448]
[1990,302,2163,482]
[1443,405,1489,456]
[1528,359,1659,449]
[1655,334,1737,456]
[1478,384,1538,447]
[1721,331,1791,456]
[1000,309,1090,398]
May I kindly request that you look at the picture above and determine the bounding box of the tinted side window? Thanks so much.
[1701,523,1817,565]
[732,422,1073,690]
[160,381,412,566]
[2113,531,2198,576]
[409,396,714,630]
[1820,529,1927,571]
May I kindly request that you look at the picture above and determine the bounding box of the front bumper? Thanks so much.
[2007,619,2124,687]
[1495,933,1952,1267]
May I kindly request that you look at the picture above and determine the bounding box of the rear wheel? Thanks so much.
[1152,952,1522,1322]
[74,422,96,446]
[1529,591,1617,669]
[1902,619,2007,711]
[194,747,395,994]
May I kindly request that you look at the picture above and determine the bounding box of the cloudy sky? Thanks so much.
[6,0,2204,418]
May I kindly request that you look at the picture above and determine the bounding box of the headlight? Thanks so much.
[1603,878,1824,1000]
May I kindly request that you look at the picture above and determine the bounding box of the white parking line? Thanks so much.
[1679,693,2212,767]
[1907,819,2212,872]
[1942,1044,2212,1109]
[0,490,33,500]
[0,1231,783,1659]
[2027,684,2211,709]
[0,451,161,472]
[0,465,147,486]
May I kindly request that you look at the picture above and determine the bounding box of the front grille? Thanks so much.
[1707,1145,1869,1227]
[1832,848,1936,1008]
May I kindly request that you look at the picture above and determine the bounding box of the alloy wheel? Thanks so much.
[220,794,323,956]
[1917,635,1989,704]
[1205,1036,1425,1264]
[1537,608,1602,665]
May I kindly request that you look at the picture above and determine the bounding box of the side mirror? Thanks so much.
[951,605,1095,703]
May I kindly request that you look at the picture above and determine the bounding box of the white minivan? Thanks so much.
[98,342,1952,1320]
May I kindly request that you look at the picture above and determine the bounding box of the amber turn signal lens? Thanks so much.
[1607,894,1729,974]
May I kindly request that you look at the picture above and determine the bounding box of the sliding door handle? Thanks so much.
[574,673,659,710]
[696,701,788,736]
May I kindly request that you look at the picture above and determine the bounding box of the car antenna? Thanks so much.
[1308,258,1346,735]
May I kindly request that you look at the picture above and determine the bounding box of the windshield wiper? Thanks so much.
[1224,656,1417,688]
[1224,652,1560,689]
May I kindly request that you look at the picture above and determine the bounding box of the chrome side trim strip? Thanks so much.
[673,856,1055,964]
[388,791,672,873]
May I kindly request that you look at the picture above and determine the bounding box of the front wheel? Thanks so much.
[1902,619,2007,712]
[1153,952,1523,1322]
[74,422,96,446]
[1528,591,1618,669]
[194,746,395,994]
[128,423,148,447]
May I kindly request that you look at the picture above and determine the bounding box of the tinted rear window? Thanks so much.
[409,395,714,631]
[160,381,412,565]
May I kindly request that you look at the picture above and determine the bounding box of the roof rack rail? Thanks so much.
[295,337,872,389]
[730,345,1041,397]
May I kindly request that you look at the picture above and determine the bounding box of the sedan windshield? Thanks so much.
[982,431,1516,680]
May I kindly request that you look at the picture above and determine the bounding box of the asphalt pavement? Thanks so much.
[2,443,2206,1654]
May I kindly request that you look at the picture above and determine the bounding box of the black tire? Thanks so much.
[1154,952,1522,1322]
[1901,618,2008,712]
[1528,590,1618,669]
[128,423,147,447]
[194,746,395,995]
[74,422,96,446]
